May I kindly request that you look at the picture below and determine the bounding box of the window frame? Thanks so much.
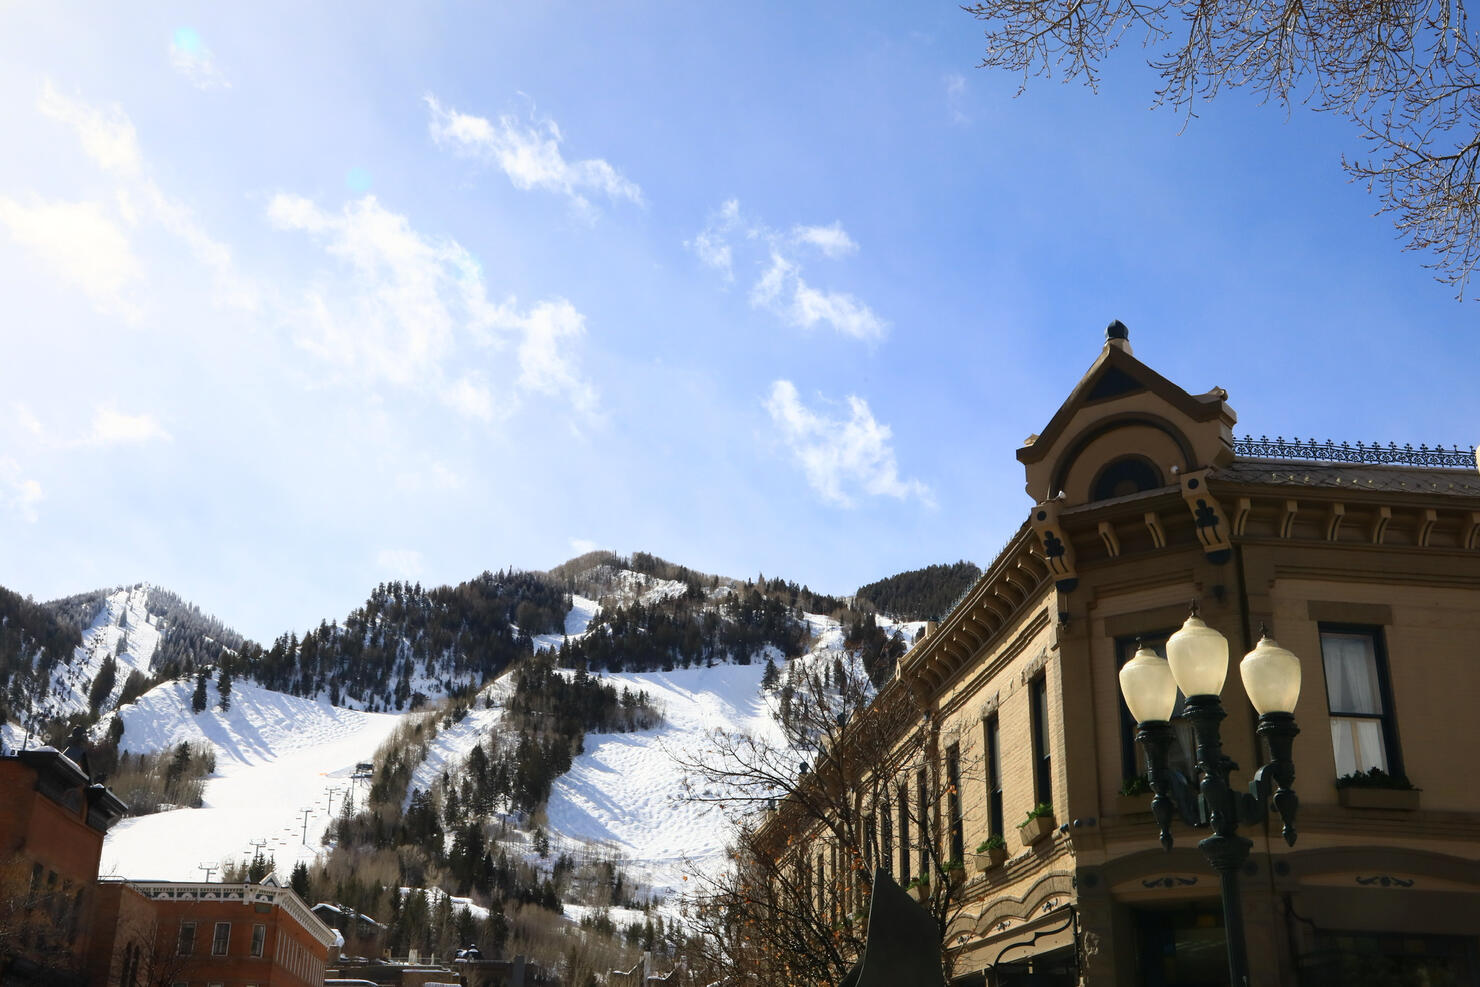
[251,922,266,957]
[177,920,196,956]
[212,920,231,956]
[897,782,911,884]
[984,714,1003,840]
[1029,675,1052,808]
[1115,632,1198,786]
[945,742,964,864]
[1319,623,1403,780]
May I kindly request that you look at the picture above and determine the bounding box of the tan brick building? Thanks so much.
[758,324,1480,985]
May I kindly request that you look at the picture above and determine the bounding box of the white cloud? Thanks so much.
[90,408,172,444]
[37,83,142,176]
[0,459,43,524]
[686,199,741,281]
[169,28,231,91]
[764,380,931,508]
[23,85,256,314]
[0,197,143,321]
[269,193,598,421]
[690,200,887,341]
[945,73,969,125]
[375,548,424,580]
[425,95,642,215]
[791,222,857,258]
[569,537,599,555]
[515,300,597,414]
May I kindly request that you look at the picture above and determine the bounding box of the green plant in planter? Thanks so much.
[1119,775,1152,797]
[1022,802,1054,824]
[943,859,964,872]
[906,874,930,890]
[1336,767,1418,790]
[976,834,1008,853]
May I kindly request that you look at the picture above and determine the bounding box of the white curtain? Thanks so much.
[1322,633,1382,714]
[1322,632,1387,775]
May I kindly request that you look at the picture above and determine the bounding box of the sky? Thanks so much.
[1,3,1476,643]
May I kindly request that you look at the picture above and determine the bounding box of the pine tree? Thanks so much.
[761,655,780,691]
[290,861,311,901]
[217,668,233,712]
[192,672,209,713]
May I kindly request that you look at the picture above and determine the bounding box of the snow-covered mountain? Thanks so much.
[2,552,955,973]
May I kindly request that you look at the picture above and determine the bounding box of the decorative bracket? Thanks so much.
[1179,469,1232,564]
[1030,500,1078,593]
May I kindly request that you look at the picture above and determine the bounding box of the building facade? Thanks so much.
[760,325,1480,985]
[0,736,126,985]
[87,878,337,987]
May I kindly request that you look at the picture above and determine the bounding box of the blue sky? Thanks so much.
[1,2,1475,642]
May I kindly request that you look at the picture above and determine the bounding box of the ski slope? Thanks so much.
[100,679,402,881]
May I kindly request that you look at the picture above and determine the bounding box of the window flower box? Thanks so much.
[972,847,1008,872]
[1018,811,1055,847]
[1338,787,1420,810]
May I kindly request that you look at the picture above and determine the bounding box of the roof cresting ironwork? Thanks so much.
[1235,435,1476,469]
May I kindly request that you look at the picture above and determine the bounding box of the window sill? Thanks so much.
[1337,787,1420,811]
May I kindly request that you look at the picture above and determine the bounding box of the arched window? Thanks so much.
[1091,456,1164,501]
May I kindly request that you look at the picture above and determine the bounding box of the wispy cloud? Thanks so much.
[11,84,257,316]
[944,73,969,125]
[0,197,143,321]
[569,537,600,555]
[375,548,424,580]
[688,200,887,341]
[764,380,931,508]
[10,404,173,448]
[0,459,43,524]
[425,95,642,217]
[268,193,598,421]
[169,28,230,91]
[89,408,172,444]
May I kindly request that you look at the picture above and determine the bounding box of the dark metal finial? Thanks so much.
[1106,320,1129,341]
[1259,622,1271,640]
[1134,636,1143,651]
[1188,599,1200,618]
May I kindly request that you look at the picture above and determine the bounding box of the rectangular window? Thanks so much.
[985,715,1004,839]
[177,921,196,956]
[879,799,892,877]
[897,784,911,883]
[916,768,929,875]
[212,920,230,955]
[816,852,825,916]
[945,743,964,863]
[251,923,266,957]
[1117,635,1196,784]
[1321,626,1401,778]
[1030,676,1052,808]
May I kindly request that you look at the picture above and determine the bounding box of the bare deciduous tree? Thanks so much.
[672,657,975,986]
[964,0,1480,291]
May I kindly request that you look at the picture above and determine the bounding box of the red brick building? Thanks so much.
[0,738,126,986]
[87,878,338,987]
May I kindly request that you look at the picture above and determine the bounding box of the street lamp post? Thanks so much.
[1118,604,1303,987]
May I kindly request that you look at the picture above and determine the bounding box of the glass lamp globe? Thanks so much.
[1239,633,1301,714]
[1118,644,1178,724]
[1166,611,1229,698]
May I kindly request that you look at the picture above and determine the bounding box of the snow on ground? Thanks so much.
[100,679,402,881]
[542,662,783,899]
[530,593,601,653]
[36,585,162,724]
[403,677,513,810]
[563,902,651,929]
